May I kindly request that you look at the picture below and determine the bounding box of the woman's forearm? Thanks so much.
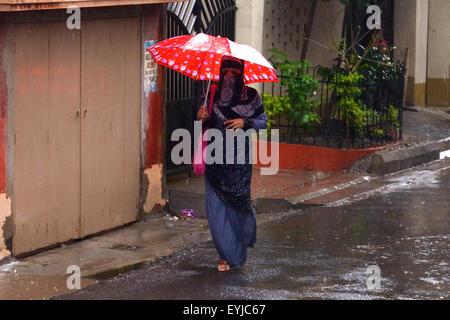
[252,111,268,131]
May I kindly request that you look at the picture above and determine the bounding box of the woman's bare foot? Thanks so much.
[218,260,231,272]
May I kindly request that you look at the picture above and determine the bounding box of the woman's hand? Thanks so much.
[224,118,244,130]
[197,105,209,123]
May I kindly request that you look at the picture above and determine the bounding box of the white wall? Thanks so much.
[261,0,313,61]
[236,0,345,68]
[394,0,417,75]
[306,0,345,67]
[415,0,429,84]
[235,0,264,53]
[426,0,450,105]
[235,0,265,91]
[427,0,450,79]
[394,0,429,105]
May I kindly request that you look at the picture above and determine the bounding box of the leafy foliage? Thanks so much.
[261,95,290,133]
[267,47,321,132]
[314,30,403,140]
[328,72,368,137]
[261,1,403,146]
[326,72,400,139]
[358,40,404,83]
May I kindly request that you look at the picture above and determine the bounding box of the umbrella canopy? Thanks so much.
[148,33,278,84]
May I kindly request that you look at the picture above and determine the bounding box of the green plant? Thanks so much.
[307,1,403,144]
[261,95,290,133]
[373,128,384,137]
[386,105,399,125]
[268,47,321,133]
[316,31,404,141]
[383,104,400,138]
[358,39,404,84]
[328,72,368,138]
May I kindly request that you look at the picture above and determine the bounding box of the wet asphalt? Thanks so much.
[56,168,449,300]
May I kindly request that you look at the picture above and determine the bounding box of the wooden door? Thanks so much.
[13,22,81,255]
[80,17,141,237]
[13,17,141,255]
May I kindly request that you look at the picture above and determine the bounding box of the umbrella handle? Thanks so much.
[203,76,212,111]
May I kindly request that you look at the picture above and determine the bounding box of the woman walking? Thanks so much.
[196,56,267,272]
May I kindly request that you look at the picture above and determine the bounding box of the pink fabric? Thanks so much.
[193,85,217,176]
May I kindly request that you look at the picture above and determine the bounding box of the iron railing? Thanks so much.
[262,67,406,149]
[165,0,237,104]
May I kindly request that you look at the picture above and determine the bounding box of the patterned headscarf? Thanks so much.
[216,56,245,107]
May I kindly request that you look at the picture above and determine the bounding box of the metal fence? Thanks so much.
[262,67,406,149]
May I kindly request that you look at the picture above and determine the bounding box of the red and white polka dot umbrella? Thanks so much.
[148,33,278,84]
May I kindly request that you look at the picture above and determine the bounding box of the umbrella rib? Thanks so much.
[195,34,215,103]
[196,34,215,81]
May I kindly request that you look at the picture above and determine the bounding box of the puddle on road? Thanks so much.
[0,273,97,300]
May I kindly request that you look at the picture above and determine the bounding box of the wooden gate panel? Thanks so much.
[123,17,141,224]
[47,23,82,244]
[13,23,81,255]
[80,17,140,237]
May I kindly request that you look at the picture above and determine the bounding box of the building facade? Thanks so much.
[236,0,449,106]
[0,0,181,258]
[394,0,449,107]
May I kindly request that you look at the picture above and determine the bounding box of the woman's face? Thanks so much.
[219,67,241,104]
[221,67,242,77]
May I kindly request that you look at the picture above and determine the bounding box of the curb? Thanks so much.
[414,106,450,121]
[252,198,323,214]
[437,137,450,153]
[328,159,450,208]
[370,141,441,175]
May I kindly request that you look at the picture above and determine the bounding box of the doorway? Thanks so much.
[12,17,141,255]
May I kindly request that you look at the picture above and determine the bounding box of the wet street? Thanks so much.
[57,164,449,300]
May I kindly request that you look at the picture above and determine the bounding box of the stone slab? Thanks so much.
[370,142,441,175]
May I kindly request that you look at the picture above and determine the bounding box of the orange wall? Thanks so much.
[256,141,401,172]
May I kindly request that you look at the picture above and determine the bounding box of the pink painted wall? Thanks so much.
[142,5,164,168]
[0,23,7,193]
